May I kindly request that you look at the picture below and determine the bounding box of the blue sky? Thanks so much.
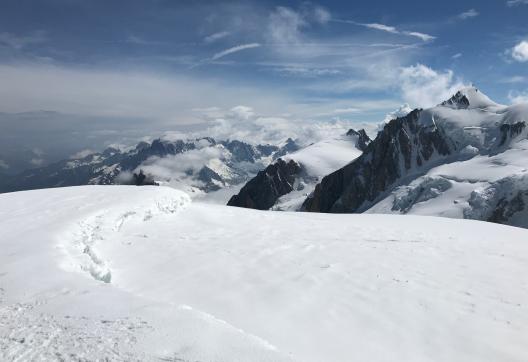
[0,0,527,133]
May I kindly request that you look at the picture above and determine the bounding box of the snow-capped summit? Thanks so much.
[440,86,501,110]
[301,88,528,228]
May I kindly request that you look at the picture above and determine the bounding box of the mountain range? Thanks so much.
[2,86,527,229]
[231,87,528,229]
[0,137,299,196]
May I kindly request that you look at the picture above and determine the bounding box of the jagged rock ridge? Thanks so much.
[302,109,452,212]
[227,159,302,210]
[302,86,528,229]
[228,129,371,211]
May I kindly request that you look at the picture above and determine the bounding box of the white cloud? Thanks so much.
[204,31,230,44]
[452,53,463,59]
[500,75,526,83]
[402,31,435,42]
[377,103,414,132]
[0,160,9,170]
[507,0,528,6]
[139,146,227,181]
[334,19,435,42]
[457,9,479,20]
[508,90,528,104]
[0,63,295,123]
[70,149,96,159]
[382,103,413,124]
[312,6,331,24]
[194,107,376,146]
[512,41,528,62]
[332,107,361,114]
[399,64,466,108]
[364,23,399,34]
[275,66,341,77]
[0,30,47,50]
[32,148,44,157]
[266,4,331,47]
[211,43,261,60]
[30,158,44,166]
[268,6,307,44]
[228,105,255,120]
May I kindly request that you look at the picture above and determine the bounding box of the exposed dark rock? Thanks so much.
[134,141,150,152]
[346,129,372,151]
[221,140,259,163]
[302,109,453,213]
[256,144,279,157]
[197,166,223,192]
[499,122,526,146]
[133,170,158,186]
[227,159,301,210]
[220,140,279,163]
[441,91,470,109]
[273,138,300,160]
[488,192,526,224]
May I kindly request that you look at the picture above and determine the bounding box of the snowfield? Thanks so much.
[273,133,365,210]
[1,186,528,361]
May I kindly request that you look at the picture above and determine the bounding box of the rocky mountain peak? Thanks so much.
[227,158,301,210]
[346,129,372,151]
[440,86,499,110]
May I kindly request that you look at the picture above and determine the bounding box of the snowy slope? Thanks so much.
[282,134,365,177]
[2,186,528,361]
[274,133,366,210]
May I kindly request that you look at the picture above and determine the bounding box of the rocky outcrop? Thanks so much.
[220,140,278,163]
[132,170,158,186]
[391,176,452,213]
[227,159,301,210]
[227,130,369,211]
[463,174,528,227]
[441,91,470,109]
[346,129,372,151]
[302,109,453,213]
[499,122,526,146]
[273,138,300,160]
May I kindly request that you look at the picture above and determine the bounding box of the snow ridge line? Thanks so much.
[59,190,191,283]
[178,304,280,352]
[77,213,113,283]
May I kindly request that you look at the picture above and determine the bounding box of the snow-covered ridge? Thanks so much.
[228,129,369,210]
[440,86,501,110]
[1,186,528,361]
[303,87,528,228]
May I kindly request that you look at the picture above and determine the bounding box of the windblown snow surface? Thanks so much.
[1,186,527,361]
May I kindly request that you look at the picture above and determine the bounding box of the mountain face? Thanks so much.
[302,87,528,229]
[228,130,371,210]
[0,137,293,196]
[301,109,452,212]
[227,158,302,210]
